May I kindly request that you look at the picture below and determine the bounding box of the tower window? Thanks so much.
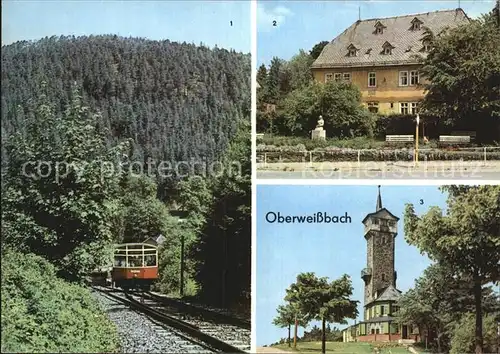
[380,305,385,315]
[382,273,386,281]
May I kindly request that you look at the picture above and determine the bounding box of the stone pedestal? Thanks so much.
[311,128,326,140]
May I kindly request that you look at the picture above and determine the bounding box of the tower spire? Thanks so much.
[376,185,382,211]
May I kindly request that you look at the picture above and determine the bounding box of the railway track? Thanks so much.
[146,291,250,330]
[94,286,250,353]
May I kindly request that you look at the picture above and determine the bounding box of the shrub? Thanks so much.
[1,251,119,353]
[449,313,498,354]
[257,149,500,162]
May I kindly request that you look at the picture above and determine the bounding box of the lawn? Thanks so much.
[271,341,411,354]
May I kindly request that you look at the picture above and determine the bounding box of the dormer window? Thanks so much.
[382,41,394,55]
[410,17,423,31]
[422,40,431,52]
[347,43,358,57]
[374,21,386,35]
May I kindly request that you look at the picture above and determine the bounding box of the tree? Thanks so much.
[450,313,499,354]
[396,262,499,352]
[257,64,268,87]
[286,50,314,91]
[281,81,374,137]
[404,186,500,354]
[310,41,329,60]
[272,302,308,347]
[2,84,127,279]
[266,57,284,104]
[285,273,358,354]
[418,12,500,142]
[192,118,251,308]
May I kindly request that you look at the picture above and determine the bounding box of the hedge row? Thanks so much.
[257,150,500,163]
[1,251,119,353]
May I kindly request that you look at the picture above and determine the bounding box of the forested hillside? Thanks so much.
[1,35,251,351]
[1,35,251,186]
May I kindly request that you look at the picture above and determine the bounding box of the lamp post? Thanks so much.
[415,114,420,165]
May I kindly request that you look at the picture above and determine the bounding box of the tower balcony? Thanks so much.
[361,267,372,281]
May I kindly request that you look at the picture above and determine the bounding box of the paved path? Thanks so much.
[256,347,294,353]
[257,161,500,180]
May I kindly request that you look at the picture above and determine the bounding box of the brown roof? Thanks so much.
[312,8,469,68]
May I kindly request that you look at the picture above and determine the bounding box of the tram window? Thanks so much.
[145,254,156,266]
[114,256,126,267]
[128,255,142,267]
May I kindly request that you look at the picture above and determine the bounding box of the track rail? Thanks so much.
[94,287,247,353]
[146,292,251,330]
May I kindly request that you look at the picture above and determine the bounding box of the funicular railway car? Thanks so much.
[111,243,158,291]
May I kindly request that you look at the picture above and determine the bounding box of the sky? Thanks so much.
[256,185,450,346]
[257,0,496,66]
[1,0,251,53]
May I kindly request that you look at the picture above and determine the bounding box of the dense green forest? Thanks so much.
[1,35,251,352]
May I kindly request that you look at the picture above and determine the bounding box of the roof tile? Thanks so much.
[312,9,469,68]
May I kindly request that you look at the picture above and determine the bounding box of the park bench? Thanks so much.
[439,135,471,145]
[451,131,476,141]
[385,135,414,143]
[256,133,264,140]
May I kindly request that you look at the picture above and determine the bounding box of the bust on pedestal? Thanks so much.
[311,115,326,140]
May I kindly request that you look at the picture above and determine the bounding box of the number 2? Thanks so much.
[273,20,277,26]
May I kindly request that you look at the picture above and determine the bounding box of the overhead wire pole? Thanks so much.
[179,219,185,297]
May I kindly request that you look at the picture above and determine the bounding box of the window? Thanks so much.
[400,102,409,114]
[390,103,394,109]
[348,48,357,57]
[325,73,333,83]
[373,218,379,225]
[399,71,408,86]
[371,329,375,334]
[423,40,431,52]
[382,273,386,281]
[367,102,379,113]
[380,305,385,316]
[411,22,421,30]
[376,329,380,334]
[383,47,392,55]
[410,70,419,85]
[375,22,385,35]
[368,72,376,87]
[334,73,342,81]
[411,102,418,114]
[343,73,351,82]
